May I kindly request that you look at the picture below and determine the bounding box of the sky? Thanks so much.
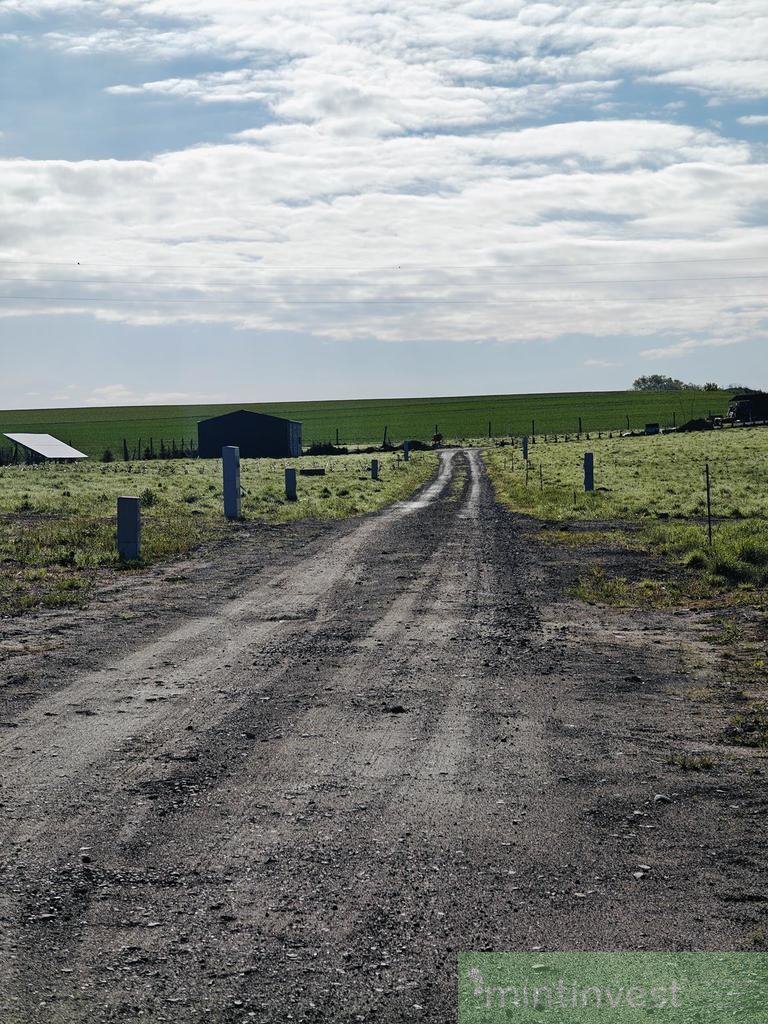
[1,1,767,409]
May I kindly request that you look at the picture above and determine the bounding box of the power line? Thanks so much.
[0,254,766,271]
[0,293,766,305]
[0,273,766,288]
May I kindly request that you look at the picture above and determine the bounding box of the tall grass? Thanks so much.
[485,428,768,591]
[485,428,768,521]
[645,520,768,588]
[0,452,436,613]
[0,452,435,522]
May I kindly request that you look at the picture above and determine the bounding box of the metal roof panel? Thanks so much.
[4,433,88,459]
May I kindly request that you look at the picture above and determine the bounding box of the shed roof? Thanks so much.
[4,433,88,459]
[198,409,301,427]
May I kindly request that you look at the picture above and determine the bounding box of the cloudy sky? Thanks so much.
[1,1,767,409]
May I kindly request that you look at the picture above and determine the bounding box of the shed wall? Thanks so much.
[198,412,302,458]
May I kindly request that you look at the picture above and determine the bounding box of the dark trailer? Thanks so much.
[728,392,768,423]
[197,409,302,459]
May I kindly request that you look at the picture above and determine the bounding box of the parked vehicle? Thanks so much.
[727,392,768,422]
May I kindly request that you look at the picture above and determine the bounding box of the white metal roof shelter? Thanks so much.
[4,433,88,460]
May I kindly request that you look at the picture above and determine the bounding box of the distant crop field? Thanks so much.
[0,389,733,458]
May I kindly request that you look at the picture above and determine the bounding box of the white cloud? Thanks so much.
[64,383,225,406]
[639,338,749,359]
[3,0,763,105]
[87,383,134,402]
[584,358,622,368]
[739,115,768,126]
[0,0,766,355]
[0,119,765,346]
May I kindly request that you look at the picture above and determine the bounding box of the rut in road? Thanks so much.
[0,449,761,1023]
[1,449,531,1019]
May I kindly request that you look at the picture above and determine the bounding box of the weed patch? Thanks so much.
[729,705,768,748]
[572,567,711,608]
[0,566,92,616]
[645,520,768,589]
[667,752,716,771]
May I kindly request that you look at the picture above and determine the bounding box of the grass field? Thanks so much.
[484,427,768,589]
[0,451,435,614]
[0,389,734,457]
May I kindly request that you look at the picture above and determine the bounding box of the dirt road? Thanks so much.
[0,450,765,1022]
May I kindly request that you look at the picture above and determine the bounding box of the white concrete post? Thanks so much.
[222,446,241,519]
[117,496,141,561]
[371,459,379,480]
[285,467,297,500]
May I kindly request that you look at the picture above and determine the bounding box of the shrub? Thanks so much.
[139,487,159,507]
[683,549,708,570]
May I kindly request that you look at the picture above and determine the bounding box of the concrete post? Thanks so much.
[222,446,241,519]
[371,459,379,480]
[117,496,141,561]
[584,452,595,492]
[285,467,297,501]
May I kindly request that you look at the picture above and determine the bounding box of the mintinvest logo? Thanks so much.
[458,952,768,1023]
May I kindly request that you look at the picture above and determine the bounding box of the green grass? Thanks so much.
[485,428,768,591]
[646,520,768,588]
[0,451,436,614]
[0,389,734,457]
[730,705,768,748]
[0,567,92,615]
[485,428,768,521]
[666,752,716,771]
[571,567,712,608]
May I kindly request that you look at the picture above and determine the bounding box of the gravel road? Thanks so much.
[0,449,765,1023]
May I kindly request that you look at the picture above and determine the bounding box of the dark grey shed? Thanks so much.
[197,410,302,459]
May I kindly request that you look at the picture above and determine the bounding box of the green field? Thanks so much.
[485,428,768,520]
[0,451,436,614]
[0,389,734,458]
[484,427,768,589]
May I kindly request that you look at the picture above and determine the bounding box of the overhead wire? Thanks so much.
[0,273,766,288]
[0,292,765,305]
[0,254,766,272]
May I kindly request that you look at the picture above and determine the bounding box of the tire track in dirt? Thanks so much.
[0,451,550,1023]
[0,455,458,825]
[0,450,472,1019]
[2,448,765,1024]
[4,449,546,1023]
